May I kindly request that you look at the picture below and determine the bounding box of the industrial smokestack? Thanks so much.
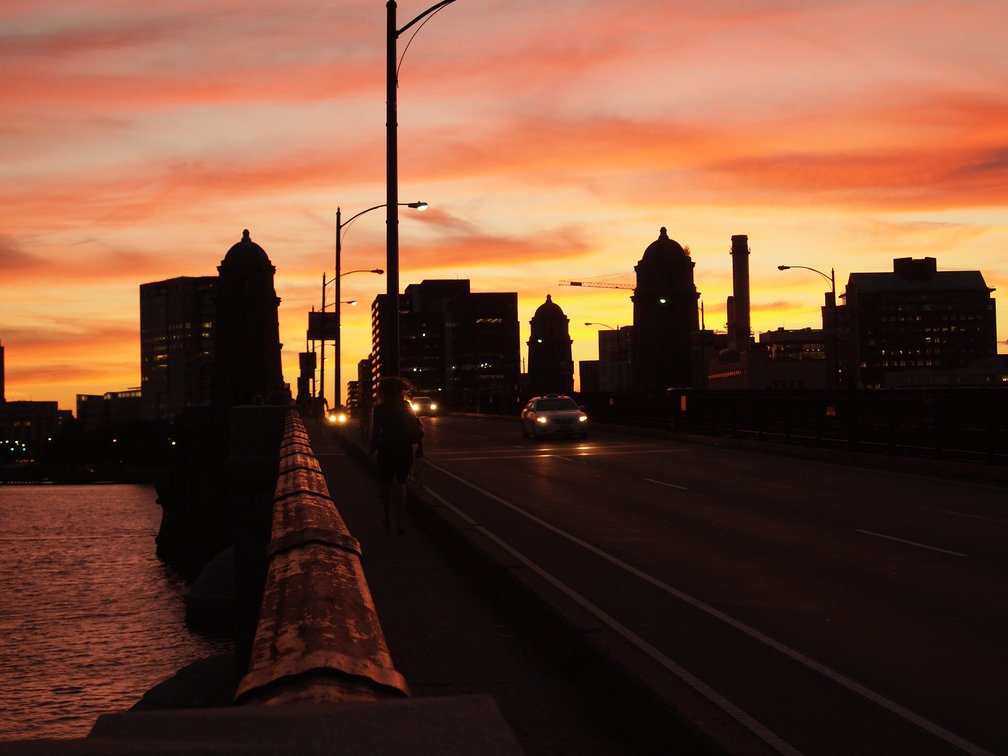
[730,235,750,350]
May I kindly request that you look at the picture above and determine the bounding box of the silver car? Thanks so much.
[521,394,589,439]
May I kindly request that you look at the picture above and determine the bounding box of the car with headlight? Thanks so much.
[326,408,349,426]
[410,396,439,416]
[520,394,588,439]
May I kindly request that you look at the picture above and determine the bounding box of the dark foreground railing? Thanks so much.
[234,412,409,705]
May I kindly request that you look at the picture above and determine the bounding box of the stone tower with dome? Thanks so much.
[632,227,699,391]
[213,229,284,408]
[527,294,574,396]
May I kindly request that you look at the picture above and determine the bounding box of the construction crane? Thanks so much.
[559,279,634,290]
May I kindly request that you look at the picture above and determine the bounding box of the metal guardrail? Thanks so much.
[234,411,409,705]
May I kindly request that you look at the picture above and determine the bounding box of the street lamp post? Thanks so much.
[777,264,839,387]
[387,0,457,379]
[334,201,426,408]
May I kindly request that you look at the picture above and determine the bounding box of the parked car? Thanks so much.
[520,394,588,439]
[410,396,439,416]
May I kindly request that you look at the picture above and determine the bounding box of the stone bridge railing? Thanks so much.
[234,412,408,705]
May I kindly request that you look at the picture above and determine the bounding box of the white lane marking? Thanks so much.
[855,529,968,558]
[419,478,800,756]
[432,446,680,462]
[646,477,689,491]
[425,461,994,756]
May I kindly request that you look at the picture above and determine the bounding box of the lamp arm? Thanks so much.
[780,265,835,292]
[341,202,426,245]
[397,0,458,36]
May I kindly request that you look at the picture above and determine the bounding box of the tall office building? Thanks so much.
[527,295,574,395]
[632,228,700,391]
[140,276,217,420]
[840,257,997,387]
[371,279,520,409]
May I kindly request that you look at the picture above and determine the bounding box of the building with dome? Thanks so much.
[527,295,574,396]
[213,229,284,408]
[632,227,700,391]
[141,229,286,419]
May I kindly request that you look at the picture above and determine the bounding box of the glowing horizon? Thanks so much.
[2,0,1006,411]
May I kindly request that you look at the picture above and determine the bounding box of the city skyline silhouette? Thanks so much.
[1,1,1006,411]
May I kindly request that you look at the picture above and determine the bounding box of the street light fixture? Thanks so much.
[777,263,839,388]
[777,264,835,297]
[387,0,457,380]
[332,202,425,408]
[585,322,616,330]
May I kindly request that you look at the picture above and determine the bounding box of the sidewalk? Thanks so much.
[307,420,634,755]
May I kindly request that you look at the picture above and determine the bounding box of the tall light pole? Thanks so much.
[387,0,457,379]
[335,201,426,408]
[777,264,839,388]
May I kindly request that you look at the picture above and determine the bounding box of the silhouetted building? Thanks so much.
[140,276,217,420]
[885,355,1008,388]
[839,257,997,388]
[76,389,143,431]
[0,401,62,459]
[594,326,633,393]
[345,380,360,416]
[0,341,5,402]
[632,228,700,391]
[296,351,317,411]
[708,328,829,390]
[578,360,599,394]
[354,358,374,423]
[213,230,284,407]
[527,295,574,395]
[372,279,520,409]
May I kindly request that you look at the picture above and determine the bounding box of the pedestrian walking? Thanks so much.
[368,377,424,534]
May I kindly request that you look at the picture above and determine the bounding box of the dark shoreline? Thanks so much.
[0,465,161,485]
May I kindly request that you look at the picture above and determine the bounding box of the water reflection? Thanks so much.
[0,484,230,741]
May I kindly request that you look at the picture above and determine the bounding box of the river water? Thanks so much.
[0,484,229,741]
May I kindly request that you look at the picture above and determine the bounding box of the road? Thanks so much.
[409,413,1007,755]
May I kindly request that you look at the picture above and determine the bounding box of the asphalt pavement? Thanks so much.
[307,419,638,755]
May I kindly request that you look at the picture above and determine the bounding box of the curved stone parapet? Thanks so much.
[235,412,409,705]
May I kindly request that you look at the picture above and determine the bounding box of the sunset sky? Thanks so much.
[2,0,1006,411]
